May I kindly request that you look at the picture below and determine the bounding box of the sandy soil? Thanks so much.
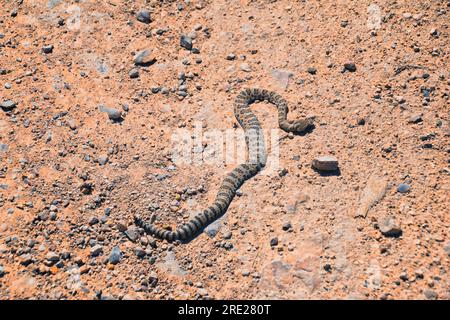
[0,0,448,300]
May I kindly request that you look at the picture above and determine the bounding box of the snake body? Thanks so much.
[135,88,313,242]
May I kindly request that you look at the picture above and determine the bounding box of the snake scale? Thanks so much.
[134,88,313,242]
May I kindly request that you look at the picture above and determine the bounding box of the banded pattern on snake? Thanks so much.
[134,88,313,242]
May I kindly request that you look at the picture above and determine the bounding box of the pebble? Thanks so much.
[134,246,146,258]
[270,237,278,247]
[136,9,151,24]
[240,63,251,72]
[307,67,317,75]
[180,35,193,50]
[282,222,292,231]
[90,245,103,257]
[226,54,236,60]
[344,62,357,72]
[0,265,4,277]
[1,100,17,110]
[42,45,54,54]
[98,155,109,166]
[312,155,339,171]
[108,246,122,265]
[379,217,402,237]
[98,105,122,120]
[89,216,99,225]
[46,252,60,265]
[133,49,155,65]
[129,68,139,79]
[423,290,437,300]
[125,228,139,242]
[397,183,411,193]
[4,83,11,89]
[409,114,423,123]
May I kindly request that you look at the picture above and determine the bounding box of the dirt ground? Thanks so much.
[0,0,448,300]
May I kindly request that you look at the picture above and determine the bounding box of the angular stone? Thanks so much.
[312,155,339,171]
[1,100,17,110]
[98,105,122,120]
[90,245,103,257]
[379,216,402,237]
[133,49,155,65]
[180,35,193,50]
[136,10,151,24]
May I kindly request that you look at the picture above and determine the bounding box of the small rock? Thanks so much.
[240,63,251,72]
[133,49,155,65]
[134,246,146,258]
[344,62,357,72]
[90,245,103,257]
[0,265,4,277]
[99,105,122,121]
[397,183,411,193]
[1,100,17,110]
[46,252,60,265]
[312,155,339,171]
[379,217,402,237]
[282,222,292,231]
[108,246,121,265]
[129,68,139,79]
[98,155,109,166]
[409,114,423,124]
[270,237,278,247]
[89,216,99,225]
[423,290,437,300]
[42,45,54,54]
[307,67,317,75]
[180,35,193,50]
[136,9,151,24]
[125,228,139,242]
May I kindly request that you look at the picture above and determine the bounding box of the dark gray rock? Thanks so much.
[129,68,139,79]
[42,45,54,54]
[136,10,151,24]
[98,105,122,120]
[344,62,357,72]
[109,246,122,264]
[90,245,103,257]
[270,237,278,247]
[307,67,317,75]
[133,49,155,65]
[180,35,193,50]
[397,183,411,193]
[1,100,17,110]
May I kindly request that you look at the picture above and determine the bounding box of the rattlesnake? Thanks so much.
[134,88,313,242]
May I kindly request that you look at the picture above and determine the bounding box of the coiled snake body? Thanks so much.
[135,88,313,242]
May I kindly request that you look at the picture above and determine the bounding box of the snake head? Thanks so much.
[292,117,314,133]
